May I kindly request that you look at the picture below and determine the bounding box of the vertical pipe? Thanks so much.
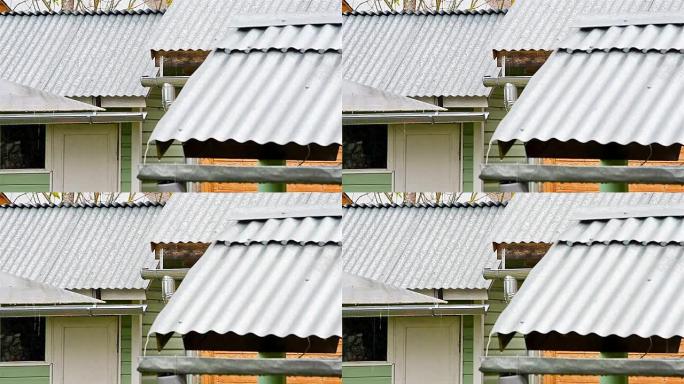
[257,160,286,192]
[599,352,628,384]
[599,159,628,192]
[257,352,286,384]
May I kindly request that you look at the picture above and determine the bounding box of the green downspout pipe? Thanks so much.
[599,159,628,384]
[600,352,628,384]
[257,160,286,192]
[599,159,628,192]
[257,352,286,384]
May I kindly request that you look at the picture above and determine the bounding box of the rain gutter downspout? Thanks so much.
[0,304,147,317]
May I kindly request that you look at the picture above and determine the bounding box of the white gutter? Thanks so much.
[342,304,488,318]
[0,304,147,317]
[0,112,146,125]
[343,111,488,125]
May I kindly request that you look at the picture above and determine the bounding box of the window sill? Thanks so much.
[0,169,50,174]
[0,361,49,366]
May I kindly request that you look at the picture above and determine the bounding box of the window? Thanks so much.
[343,317,387,362]
[0,318,46,362]
[343,125,388,169]
[0,125,46,169]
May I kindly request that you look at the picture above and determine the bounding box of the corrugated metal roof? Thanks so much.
[0,202,162,290]
[343,10,505,97]
[492,193,684,246]
[343,80,445,112]
[220,23,340,52]
[490,19,684,158]
[149,23,340,157]
[559,214,684,245]
[0,78,103,112]
[220,216,341,245]
[149,193,339,245]
[560,19,684,52]
[492,0,684,53]
[0,9,161,97]
[343,272,446,305]
[343,202,505,290]
[493,213,684,351]
[0,270,102,305]
[149,241,341,350]
[150,0,338,52]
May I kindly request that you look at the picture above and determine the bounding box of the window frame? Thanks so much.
[0,317,48,364]
[342,124,392,171]
[343,316,389,363]
[0,124,48,171]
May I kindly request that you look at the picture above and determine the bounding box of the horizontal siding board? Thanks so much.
[342,364,392,378]
[0,173,50,192]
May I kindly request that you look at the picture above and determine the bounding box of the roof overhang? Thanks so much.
[0,111,146,125]
[343,111,487,125]
[0,304,146,318]
[342,304,488,318]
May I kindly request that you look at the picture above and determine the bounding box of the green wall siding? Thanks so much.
[142,87,186,192]
[462,123,474,192]
[0,172,51,192]
[142,279,185,384]
[484,279,528,384]
[343,172,393,192]
[120,123,132,192]
[342,363,392,384]
[484,87,528,192]
[463,315,474,384]
[0,365,50,384]
[121,315,132,384]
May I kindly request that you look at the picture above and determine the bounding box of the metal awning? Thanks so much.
[0,79,103,113]
[0,271,102,305]
[343,272,446,305]
[342,80,445,113]
[149,17,341,161]
[492,209,684,353]
[490,15,684,161]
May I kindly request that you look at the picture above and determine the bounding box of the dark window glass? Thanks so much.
[0,317,46,362]
[343,125,388,169]
[0,125,46,169]
[343,317,387,361]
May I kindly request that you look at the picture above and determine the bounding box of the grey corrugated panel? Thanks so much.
[0,202,162,290]
[0,79,102,112]
[559,215,684,245]
[492,193,684,246]
[560,21,684,52]
[343,10,505,98]
[0,270,102,305]
[343,272,446,305]
[343,202,505,290]
[490,49,684,155]
[150,0,338,52]
[220,216,341,245]
[148,242,341,344]
[343,80,445,112]
[0,9,161,97]
[149,48,340,152]
[492,242,684,347]
[220,23,340,52]
[492,0,684,53]
[149,193,339,245]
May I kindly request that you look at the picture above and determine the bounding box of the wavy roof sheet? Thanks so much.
[492,193,684,246]
[149,193,339,245]
[492,0,684,53]
[0,202,162,290]
[149,22,341,157]
[150,0,338,53]
[491,18,684,158]
[220,216,341,245]
[343,10,505,97]
[493,211,684,352]
[343,202,505,290]
[0,9,161,97]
